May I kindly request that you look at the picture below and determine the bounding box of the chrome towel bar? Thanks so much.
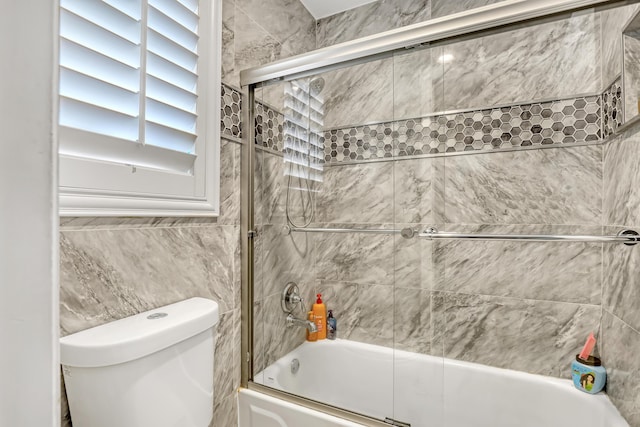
[285,226,639,246]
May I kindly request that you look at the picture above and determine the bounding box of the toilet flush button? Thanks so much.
[147,313,168,320]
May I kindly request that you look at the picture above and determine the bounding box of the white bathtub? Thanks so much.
[244,339,628,427]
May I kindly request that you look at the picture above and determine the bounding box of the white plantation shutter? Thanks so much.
[58,0,221,215]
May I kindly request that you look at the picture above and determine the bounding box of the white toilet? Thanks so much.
[60,297,219,427]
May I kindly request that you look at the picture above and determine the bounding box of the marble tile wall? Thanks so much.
[222,0,315,88]
[315,0,431,48]
[437,12,600,112]
[430,0,504,18]
[252,144,318,373]
[602,122,640,427]
[316,6,602,130]
[600,4,640,93]
[299,143,604,380]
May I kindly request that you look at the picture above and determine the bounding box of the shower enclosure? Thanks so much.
[239,1,640,425]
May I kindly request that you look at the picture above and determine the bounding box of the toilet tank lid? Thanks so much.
[60,297,219,368]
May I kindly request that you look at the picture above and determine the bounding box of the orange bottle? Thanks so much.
[313,294,327,340]
[306,311,317,342]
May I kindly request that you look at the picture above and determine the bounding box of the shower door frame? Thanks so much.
[239,0,636,425]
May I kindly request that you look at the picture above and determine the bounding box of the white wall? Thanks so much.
[0,2,59,427]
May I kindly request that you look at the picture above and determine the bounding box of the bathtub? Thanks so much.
[243,339,628,427]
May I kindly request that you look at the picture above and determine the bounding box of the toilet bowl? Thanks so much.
[60,297,219,427]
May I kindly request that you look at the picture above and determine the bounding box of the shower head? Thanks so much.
[309,77,325,96]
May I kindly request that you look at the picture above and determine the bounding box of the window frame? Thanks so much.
[58,0,221,217]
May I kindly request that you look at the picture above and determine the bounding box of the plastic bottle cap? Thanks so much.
[316,294,323,304]
[575,354,602,366]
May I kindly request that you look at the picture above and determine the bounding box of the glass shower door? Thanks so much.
[436,8,606,427]
[390,44,446,427]
[251,58,403,423]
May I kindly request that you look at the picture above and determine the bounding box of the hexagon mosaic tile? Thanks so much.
[322,96,602,163]
[255,102,284,151]
[232,87,617,161]
[603,78,623,138]
[221,84,242,138]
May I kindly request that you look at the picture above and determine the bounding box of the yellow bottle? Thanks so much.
[306,311,317,342]
[313,294,327,340]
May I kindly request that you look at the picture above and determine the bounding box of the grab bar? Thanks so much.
[286,226,639,245]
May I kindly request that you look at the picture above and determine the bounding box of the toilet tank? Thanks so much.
[60,297,219,427]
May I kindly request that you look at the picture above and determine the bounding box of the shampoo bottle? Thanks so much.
[327,310,337,340]
[306,311,317,342]
[313,294,327,340]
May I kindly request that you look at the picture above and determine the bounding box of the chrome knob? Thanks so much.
[281,282,304,313]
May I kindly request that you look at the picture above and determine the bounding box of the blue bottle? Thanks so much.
[571,355,606,394]
[327,310,337,340]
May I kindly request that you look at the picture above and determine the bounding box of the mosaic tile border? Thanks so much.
[603,78,623,138]
[221,84,242,139]
[222,83,623,162]
[255,102,285,152]
[322,96,602,163]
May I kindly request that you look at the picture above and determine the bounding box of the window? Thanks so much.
[58,0,221,216]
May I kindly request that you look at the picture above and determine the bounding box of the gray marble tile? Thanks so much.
[393,226,435,290]
[316,281,394,347]
[314,280,359,344]
[234,9,285,80]
[236,0,315,57]
[393,158,436,224]
[257,151,286,225]
[434,224,603,304]
[316,162,394,223]
[442,145,603,225]
[394,287,432,354]
[431,0,503,18]
[603,225,640,332]
[253,223,265,303]
[260,83,287,114]
[256,147,313,227]
[221,0,237,87]
[316,0,431,48]
[601,311,640,427]
[232,308,242,396]
[261,224,315,298]
[253,149,265,225]
[604,124,640,227]
[214,310,235,406]
[60,225,238,335]
[218,140,241,225]
[601,5,640,90]
[436,292,601,377]
[252,300,265,375]
[315,228,394,285]
[393,47,442,120]
[261,284,314,366]
[436,14,600,111]
[211,393,238,427]
[624,34,640,123]
[320,58,395,129]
